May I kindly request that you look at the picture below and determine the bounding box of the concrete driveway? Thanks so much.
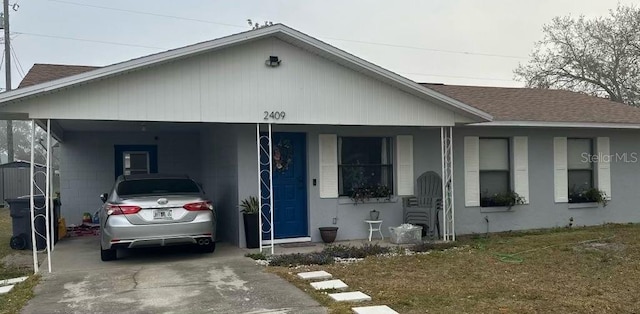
[22,237,326,314]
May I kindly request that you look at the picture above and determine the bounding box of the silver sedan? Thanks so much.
[99,174,216,261]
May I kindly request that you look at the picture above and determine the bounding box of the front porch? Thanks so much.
[51,119,455,249]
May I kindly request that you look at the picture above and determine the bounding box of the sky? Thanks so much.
[4,0,638,89]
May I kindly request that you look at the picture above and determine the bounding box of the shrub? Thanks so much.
[323,243,391,258]
[245,252,267,260]
[266,244,392,267]
[411,242,457,253]
[269,252,335,267]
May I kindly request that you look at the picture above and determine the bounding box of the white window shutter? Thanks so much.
[553,137,568,203]
[319,134,338,198]
[396,135,414,196]
[597,137,611,199]
[464,136,480,207]
[513,137,530,204]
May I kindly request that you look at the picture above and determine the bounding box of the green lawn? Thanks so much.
[0,208,40,314]
[270,224,640,313]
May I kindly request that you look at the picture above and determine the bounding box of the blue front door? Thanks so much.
[264,132,308,239]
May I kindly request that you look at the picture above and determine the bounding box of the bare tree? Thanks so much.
[0,120,50,165]
[515,4,640,106]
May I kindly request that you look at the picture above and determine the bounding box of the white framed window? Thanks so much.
[123,151,150,175]
[464,136,529,207]
[567,138,594,202]
[479,138,510,206]
[553,136,611,203]
[338,137,393,196]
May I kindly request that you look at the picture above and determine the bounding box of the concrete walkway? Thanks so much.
[22,237,326,314]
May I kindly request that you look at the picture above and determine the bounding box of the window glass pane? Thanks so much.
[129,153,148,170]
[117,179,200,196]
[480,171,509,197]
[567,139,592,169]
[339,165,393,195]
[340,137,390,165]
[124,152,149,175]
[568,169,593,192]
[339,137,393,196]
[479,138,509,171]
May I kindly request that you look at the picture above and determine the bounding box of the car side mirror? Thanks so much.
[100,193,108,203]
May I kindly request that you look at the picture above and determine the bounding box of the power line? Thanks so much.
[323,37,528,60]
[400,72,516,82]
[45,0,527,60]
[47,0,246,29]
[13,31,166,50]
[10,42,24,78]
[9,33,518,83]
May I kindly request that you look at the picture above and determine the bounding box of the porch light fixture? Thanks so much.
[265,56,281,67]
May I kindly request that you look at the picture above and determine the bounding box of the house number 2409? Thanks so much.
[263,111,286,120]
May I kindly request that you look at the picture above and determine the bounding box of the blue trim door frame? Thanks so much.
[261,132,308,239]
[114,145,158,178]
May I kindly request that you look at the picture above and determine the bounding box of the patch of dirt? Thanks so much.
[574,241,626,253]
[1,252,36,270]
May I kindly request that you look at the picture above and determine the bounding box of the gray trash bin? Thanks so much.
[7,196,61,250]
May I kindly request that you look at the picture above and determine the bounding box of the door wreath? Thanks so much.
[273,139,293,172]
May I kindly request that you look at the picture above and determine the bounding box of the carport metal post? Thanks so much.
[29,120,38,272]
[256,123,274,255]
[440,126,455,241]
[45,119,52,270]
[28,119,54,273]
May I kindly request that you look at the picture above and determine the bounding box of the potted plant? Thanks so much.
[240,196,260,248]
[568,187,608,207]
[480,191,526,209]
[319,227,338,243]
[350,184,393,204]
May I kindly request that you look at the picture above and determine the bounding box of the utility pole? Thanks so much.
[3,0,13,162]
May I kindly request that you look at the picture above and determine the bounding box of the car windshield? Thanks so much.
[117,178,200,196]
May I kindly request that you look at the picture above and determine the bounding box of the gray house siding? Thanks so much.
[58,124,640,246]
[233,125,443,244]
[200,124,240,245]
[60,131,202,225]
[454,127,640,235]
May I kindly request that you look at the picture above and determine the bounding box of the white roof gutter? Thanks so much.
[469,120,640,129]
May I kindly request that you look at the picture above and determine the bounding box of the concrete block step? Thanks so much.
[297,270,332,280]
[0,276,28,287]
[0,285,15,295]
[310,279,348,290]
[328,291,371,302]
[352,305,399,313]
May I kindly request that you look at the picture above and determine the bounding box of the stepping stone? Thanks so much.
[0,276,28,287]
[0,285,15,295]
[352,305,399,314]
[328,291,371,302]
[297,270,332,280]
[310,279,348,290]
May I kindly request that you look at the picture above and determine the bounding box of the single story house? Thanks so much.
[3,24,640,248]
